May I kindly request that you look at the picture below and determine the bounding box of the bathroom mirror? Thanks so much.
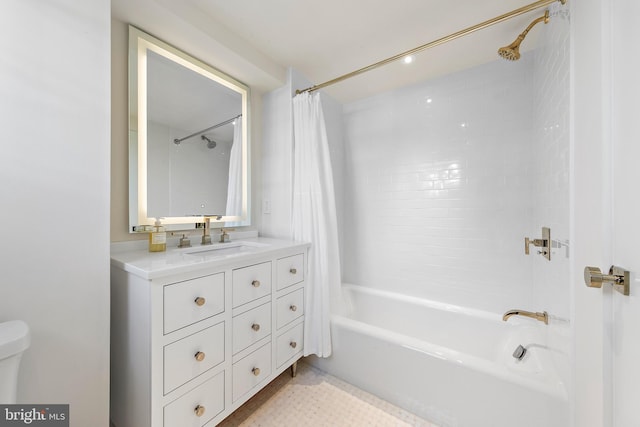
[128,26,250,232]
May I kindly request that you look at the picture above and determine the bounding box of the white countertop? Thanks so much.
[111,237,310,280]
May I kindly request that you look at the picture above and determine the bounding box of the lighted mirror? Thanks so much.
[128,26,250,232]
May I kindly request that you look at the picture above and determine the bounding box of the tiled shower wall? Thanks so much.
[340,22,569,313]
[530,8,571,392]
[531,7,571,321]
[341,58,535,312]
[148,121,232,217]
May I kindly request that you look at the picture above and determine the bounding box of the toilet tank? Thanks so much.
[0,320,30,403]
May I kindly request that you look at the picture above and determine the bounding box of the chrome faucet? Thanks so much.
[502,309,548,325]
[201,217,212,245]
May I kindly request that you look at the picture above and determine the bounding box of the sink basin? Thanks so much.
[183,241,270,258]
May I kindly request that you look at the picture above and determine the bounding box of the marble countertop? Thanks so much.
[111,236,310,280]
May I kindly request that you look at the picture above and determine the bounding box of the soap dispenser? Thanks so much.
[149,219,166,252]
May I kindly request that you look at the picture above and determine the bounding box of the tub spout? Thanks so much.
[502,309,548,325]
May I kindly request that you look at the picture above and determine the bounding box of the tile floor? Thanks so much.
[218,361,437,426]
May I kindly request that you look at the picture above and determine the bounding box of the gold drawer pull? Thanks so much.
[194,297,206,307]
[289,268,297,274]
[289,305,297,312]
[290,341,297,349]
[251,323,261,332]
[194,405,205,417]
[252,367,261,376]
[194,351,205,362]
[252,280,261,287]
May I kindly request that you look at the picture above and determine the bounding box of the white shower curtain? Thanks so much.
[225,116,243,222]
[292,92,342,358]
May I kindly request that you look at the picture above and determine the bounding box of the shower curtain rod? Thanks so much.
[296,0,566,95]
[173,114,242,145]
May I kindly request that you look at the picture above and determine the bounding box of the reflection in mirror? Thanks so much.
[128,26,250,232]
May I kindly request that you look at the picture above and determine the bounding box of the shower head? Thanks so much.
[498,10,550,61]
[201,135,217,149]
[498,38,524,61]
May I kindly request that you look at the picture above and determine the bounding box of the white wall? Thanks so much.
[529,6,572,410]
[531,7,571,320]
[571,0,612,424]
[338,22,570,317]
[571,0,640,425]
[260,74,295,239]
[610,1,640,424]
[261,69,344,253]
[0,1,111,426]
[340,58,536,312]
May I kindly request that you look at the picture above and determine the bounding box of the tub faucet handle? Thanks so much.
[525,237,547,257]
[524,227,551,260]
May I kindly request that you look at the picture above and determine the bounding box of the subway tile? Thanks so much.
[339,24,569,313]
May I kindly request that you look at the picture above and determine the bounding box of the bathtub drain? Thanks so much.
[512,344,527,360]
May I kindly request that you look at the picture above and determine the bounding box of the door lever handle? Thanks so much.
[584,265,630,296]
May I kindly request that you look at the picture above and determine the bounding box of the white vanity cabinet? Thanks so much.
[110,238,309,427]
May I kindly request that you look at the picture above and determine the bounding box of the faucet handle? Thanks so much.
[524,237,545,254]
[523,227,551,260]
[178,234,191,248]
[219,228,234,243]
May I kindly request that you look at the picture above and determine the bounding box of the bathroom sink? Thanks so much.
[183,241,270,258]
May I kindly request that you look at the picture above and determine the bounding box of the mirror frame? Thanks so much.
[128,26,250,232]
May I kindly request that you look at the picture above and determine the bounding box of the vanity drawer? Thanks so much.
[276,322,304,368]
[163,370,224,427]
[232,342,271,402]
[232,303,271,354]
[276,254,304,290]
[164,322,225,394]
[276,288,304,330]
[164,273,225,334]
[232,262,272,308]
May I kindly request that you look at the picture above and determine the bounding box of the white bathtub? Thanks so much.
[308,284,569,427]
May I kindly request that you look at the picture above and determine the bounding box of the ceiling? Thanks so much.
[152,0,558,103]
